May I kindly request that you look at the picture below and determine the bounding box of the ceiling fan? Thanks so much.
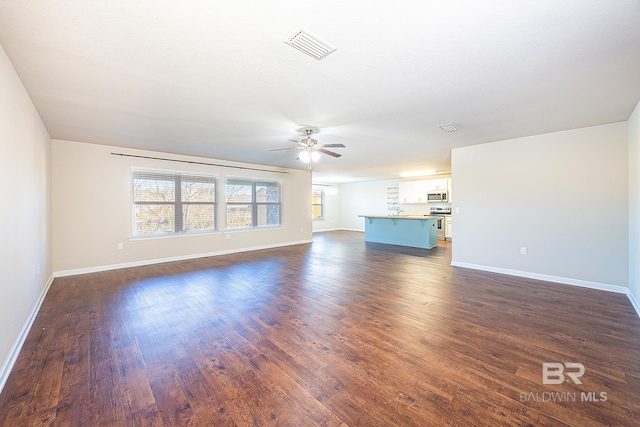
[270,128,345,173]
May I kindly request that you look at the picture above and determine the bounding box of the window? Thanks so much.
[132,171,216,236]
[226,179,281,229]
[312,187,324,220]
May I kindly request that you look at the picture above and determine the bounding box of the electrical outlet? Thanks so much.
[226,233,230,240]
[520,247,528,255]
[117,243,123,250]
[455,207,461,214]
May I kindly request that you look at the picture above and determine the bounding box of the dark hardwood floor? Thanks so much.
[1,231,640,426]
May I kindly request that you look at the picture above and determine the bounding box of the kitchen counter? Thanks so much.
[358,215,439,249]
[359,214,434,220]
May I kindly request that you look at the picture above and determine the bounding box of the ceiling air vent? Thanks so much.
[284,28,336,60]
[439,123,459,133]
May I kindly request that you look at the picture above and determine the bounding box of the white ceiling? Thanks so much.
[1,1,639,183]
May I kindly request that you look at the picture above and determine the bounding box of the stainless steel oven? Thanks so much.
[430,207,451,240]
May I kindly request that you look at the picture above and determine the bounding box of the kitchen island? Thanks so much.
[358,215,439,249]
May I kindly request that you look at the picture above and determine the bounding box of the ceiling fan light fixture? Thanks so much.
[299,150,311,163]
[272,128,344,173]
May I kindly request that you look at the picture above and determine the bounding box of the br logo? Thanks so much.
[542,362,585,385]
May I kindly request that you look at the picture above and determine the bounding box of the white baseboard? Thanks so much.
[54,239,313,277]
[312,228,342,233]
[627,290,640,318]
[0,275,55,393]
[450,261,629,294]
[339,228,365,232]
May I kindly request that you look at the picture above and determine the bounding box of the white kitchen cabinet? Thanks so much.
[447,178,452,203]
[425,178,448,191]
[413,180,428,203]
[400,178,451,203]
[398,181,412,203]
[399,180,428,203]
[445,217,453,240]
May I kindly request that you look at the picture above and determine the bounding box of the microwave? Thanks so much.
[427,191,448,202]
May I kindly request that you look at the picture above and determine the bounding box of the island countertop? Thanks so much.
[358,214,434,220]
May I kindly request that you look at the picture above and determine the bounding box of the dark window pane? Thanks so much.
[227,205,252,228]
[182,178,215,202]
[134,205,175,234]
[133,175,175,202]
[257,204,280,226]
[256,182,280,202]
[226,181,252,202]
[183,204,215,231]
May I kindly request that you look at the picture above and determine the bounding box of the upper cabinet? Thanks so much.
[425,178,448,191]
[399,178,451,204]
[399,180,429,203]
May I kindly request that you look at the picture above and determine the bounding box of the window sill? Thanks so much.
[130,230,220,241]
[225,225,284,233]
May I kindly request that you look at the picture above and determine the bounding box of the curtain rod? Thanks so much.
[110,152,289,175]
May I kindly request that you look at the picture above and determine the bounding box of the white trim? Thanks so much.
[627,290,640,318]
[339,228,365,232]
[313,228,342,233]
[54,239,312,277]
[0,275,55,393]
[129,230,222,241]
[450,261,629,294]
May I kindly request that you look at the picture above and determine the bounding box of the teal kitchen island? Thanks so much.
[359,215,439,249]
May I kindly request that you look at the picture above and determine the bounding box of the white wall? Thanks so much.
[0,44,52,389]
[340,179,402,231]
[312,183,342,232]
[629,100,640,307]
[52,139,312,274]
[451,122,628,289]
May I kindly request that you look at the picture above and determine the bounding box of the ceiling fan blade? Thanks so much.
[319,143,345,148]
[269,147,298,151]
[270,140,306,151]
[317,148,342,158]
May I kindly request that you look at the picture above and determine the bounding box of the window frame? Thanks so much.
[225,178,282,230]
[312,186,325,220]
[131,169,218,237]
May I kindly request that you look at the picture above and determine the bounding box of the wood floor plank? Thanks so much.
[1,231,640,425]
